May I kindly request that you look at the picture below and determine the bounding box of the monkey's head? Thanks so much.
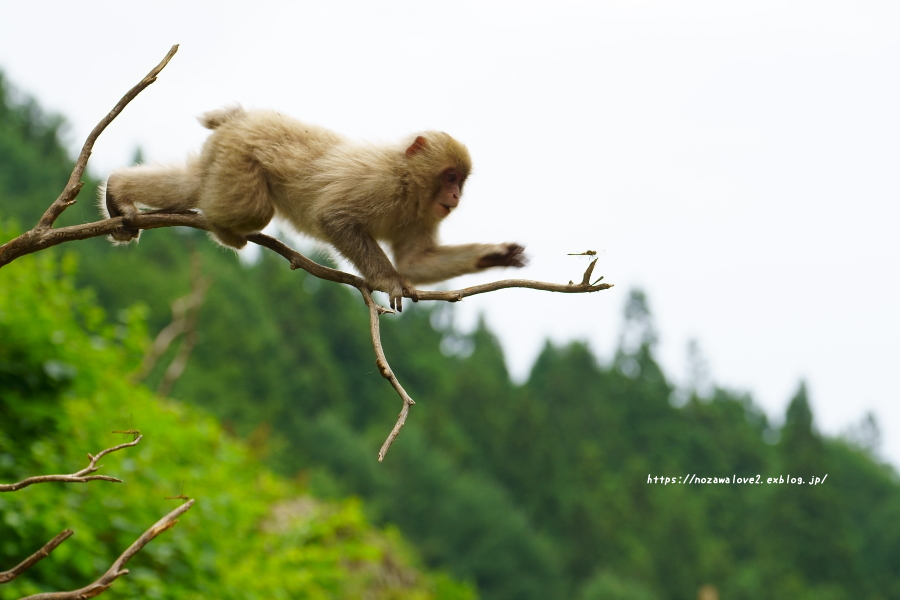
[404,132,472,222]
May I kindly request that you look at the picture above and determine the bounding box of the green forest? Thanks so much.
[2,71,899,600]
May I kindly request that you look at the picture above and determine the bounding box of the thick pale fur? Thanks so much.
[101,107,518,305]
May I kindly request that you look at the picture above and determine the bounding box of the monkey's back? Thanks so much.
[195,108,436,244]
[195,109,349,236]
[200,109,343,178]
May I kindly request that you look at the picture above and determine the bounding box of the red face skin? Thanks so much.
[434,168,464,218]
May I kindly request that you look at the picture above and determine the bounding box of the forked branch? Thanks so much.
[37,44,179,230]
[17,501,194,599]
[0,436,143,492]
[0,45,179,266]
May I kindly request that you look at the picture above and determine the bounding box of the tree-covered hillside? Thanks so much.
[3,71,899,600]
[0,75,473,600]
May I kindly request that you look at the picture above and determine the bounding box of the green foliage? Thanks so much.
[578,571,659,600]
[0,243,474,599]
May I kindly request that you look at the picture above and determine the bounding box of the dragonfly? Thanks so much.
[165,481,190,505]
[111,414,140,441]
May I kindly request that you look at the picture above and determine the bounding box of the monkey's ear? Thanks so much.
[405,136,428,157]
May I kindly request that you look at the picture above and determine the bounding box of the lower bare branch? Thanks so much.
[0,436,142,492]
[19,500,194,600]
[0,529,73,583]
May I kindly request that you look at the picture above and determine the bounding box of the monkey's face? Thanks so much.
[433,167,465,219]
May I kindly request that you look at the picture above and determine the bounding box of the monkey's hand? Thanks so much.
[476,244,528,270]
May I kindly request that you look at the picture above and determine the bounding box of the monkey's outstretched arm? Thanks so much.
[395,242,527,285]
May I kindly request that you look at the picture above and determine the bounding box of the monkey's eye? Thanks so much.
[446,172,457,183]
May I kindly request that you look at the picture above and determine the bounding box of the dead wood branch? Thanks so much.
[0,436,142,492]
[17,500,194,599]
[254,236,610,459]
[0,529,73,583]
[0,212,199,267]
[247,233,613,298]
[0,44,613,460]
[359,288,416,462]
[0,44,178,267]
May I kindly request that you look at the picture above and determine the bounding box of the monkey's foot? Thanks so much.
[108,226,141,244]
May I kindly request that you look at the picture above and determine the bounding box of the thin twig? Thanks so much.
[0,436,142,492]
[359,288,417,461]
[37,45,179,230]
[0,529,73,583]
[18,500,194,600]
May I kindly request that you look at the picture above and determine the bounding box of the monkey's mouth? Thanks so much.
[439,204,454,214]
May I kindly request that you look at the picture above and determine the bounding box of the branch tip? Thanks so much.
[1,436,141,492]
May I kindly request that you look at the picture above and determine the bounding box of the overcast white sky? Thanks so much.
[1,1,898,467]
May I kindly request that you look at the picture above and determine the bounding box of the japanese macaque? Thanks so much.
[101,107,526,310]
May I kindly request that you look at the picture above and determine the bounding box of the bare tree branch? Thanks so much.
[17,500,194,600]
[248,233,613,299]
[0,44,613,460]
[0,212,196,267]
[357,288,417,462]
[0,529,73,583]
[0,44,179,266]
[38,44,179,230]
[0,436,142,492]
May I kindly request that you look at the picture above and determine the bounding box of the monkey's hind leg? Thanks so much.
[200,159,275,250]
[100,181,142,243]
[206,225,255,249]
[100,165,199,244]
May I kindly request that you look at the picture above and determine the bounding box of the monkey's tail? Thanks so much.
[199,105,245,130]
